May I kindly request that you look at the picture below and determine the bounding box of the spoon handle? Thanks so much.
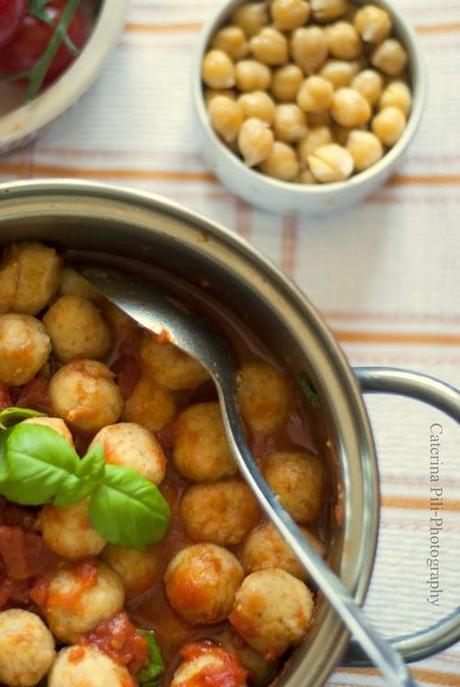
[220,389,418,687]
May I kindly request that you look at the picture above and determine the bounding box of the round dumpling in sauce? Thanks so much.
[123,375,176,432]
[171,642,247,687]
[102,545,159,599]
[237,361,290,434]
[173,402,237,481]
[21,416,74,444]
[229,569,314,659]
[48,645,135,687]
[262,450,324,523]
[39,561,125,643]
[0,609,56,687]
[49,360,124,433]
[0,257,19,314]
[140,333,210,391]
[40,500,106,561]
[164,543,244,625]
[180,480,260,546]
[43,295,112,363]
[0,314,50,386]
[90,422,166,484]
[3,242,61,315]
[240,521,325,581]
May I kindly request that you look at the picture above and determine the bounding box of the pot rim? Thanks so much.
[0,178,380,687]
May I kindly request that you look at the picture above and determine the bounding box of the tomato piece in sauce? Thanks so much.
[14,376,51,414]
[81,611,149,675]
[176,642,248,687]
[0,382,11,410]
[0,0,26,50]
[0,525,59,581]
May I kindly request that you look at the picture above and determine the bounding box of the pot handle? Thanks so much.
[342,366,460,666]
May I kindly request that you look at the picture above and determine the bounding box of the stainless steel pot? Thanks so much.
[0,179,458,685]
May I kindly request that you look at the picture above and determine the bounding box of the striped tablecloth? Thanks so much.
[1,1,459,685]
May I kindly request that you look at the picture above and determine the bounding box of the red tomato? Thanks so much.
[0,0,26,50]
[0,1,88,84]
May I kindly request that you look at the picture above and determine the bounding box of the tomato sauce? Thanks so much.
[81,611,149,674]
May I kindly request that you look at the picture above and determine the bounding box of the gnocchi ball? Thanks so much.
[212,26,249,60]
[173,402,237,482]
[49,360,124,433]
[259,142,299,181]
[271,0,310,31]
[6,242,61,315]
[0,609,55,687]
[43,295,112,363]
[165,544,244,625]
[21,416,74,444]
[40,500,106,560]
[90,422,166,484]
[249,27,289,66]
[103,545,159,598]
[229,569,314,659]
[202,50,236,89]
[0,256,19,314]
[231,3,269,38]
[59,267,99,300]
[171,643,247,687]
[240,522,325,581]
[237,361,290,435]
[180,480,260,545]
[140,334,209,391]
[235,59,272,92]
[0,314,50,386]
[271,64,303,102]
[263,451,324,523]
[48,645,134,687]
[41,561,125,643]
[123,376,176,432]
[291,27,329,75]
[238,91,275,124]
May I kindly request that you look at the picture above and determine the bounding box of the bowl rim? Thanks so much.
[192,0,427,197]
[0,0,129,148]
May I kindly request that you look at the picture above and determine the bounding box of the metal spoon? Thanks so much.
[78,263,418,687]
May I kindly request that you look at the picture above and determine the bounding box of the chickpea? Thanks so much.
[238,118,274,167]
[259,141,299,180]
[380,80,412,116]
[205,88,236,105]
[297,169,318,184]
[351,69,383,106]
[212,26,249,60]
[202,50,235,89]
[319,59,360,88]
[311,0,349,22]
[271,0,311,31]
[308,143,354,182]
[273,104,308,143]
[271,64,303,102]
[346,130,383,171]
[331,87,371,127]
[209,95,244,143]
[291,27,329,75]
[326,21,362,60]
[250,27,289,66]
[235,59,272,92]
[354,4,392,44]
[297,76,333,114]
[372,106,406,146]
[239,91,276,123]
[371,39,408,76]
[297,126,333,162]
[231,3,269,38]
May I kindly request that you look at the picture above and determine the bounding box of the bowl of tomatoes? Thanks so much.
[0,0,129,154]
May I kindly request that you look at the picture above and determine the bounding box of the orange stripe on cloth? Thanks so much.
[389,174,460,187]
[339,667,460,685]
[0,163,216,183]
[125,21,202,33]
[382,496,460,512]
[334,330,460,347]
[416,21,460,34]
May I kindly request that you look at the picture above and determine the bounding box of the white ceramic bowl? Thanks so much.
[0,0,129,155]
[192,0,427,216]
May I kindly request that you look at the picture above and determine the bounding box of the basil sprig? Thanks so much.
[0,409,170,548]
[138,630,165,687]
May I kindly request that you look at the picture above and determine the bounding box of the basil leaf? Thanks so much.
[54,443,106,507]
[0,432,7,482]
[89,466,170,548]
[0,424,80,505]
[138,630,164,686]
[298,372,320,407]
[0,407,45,430]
